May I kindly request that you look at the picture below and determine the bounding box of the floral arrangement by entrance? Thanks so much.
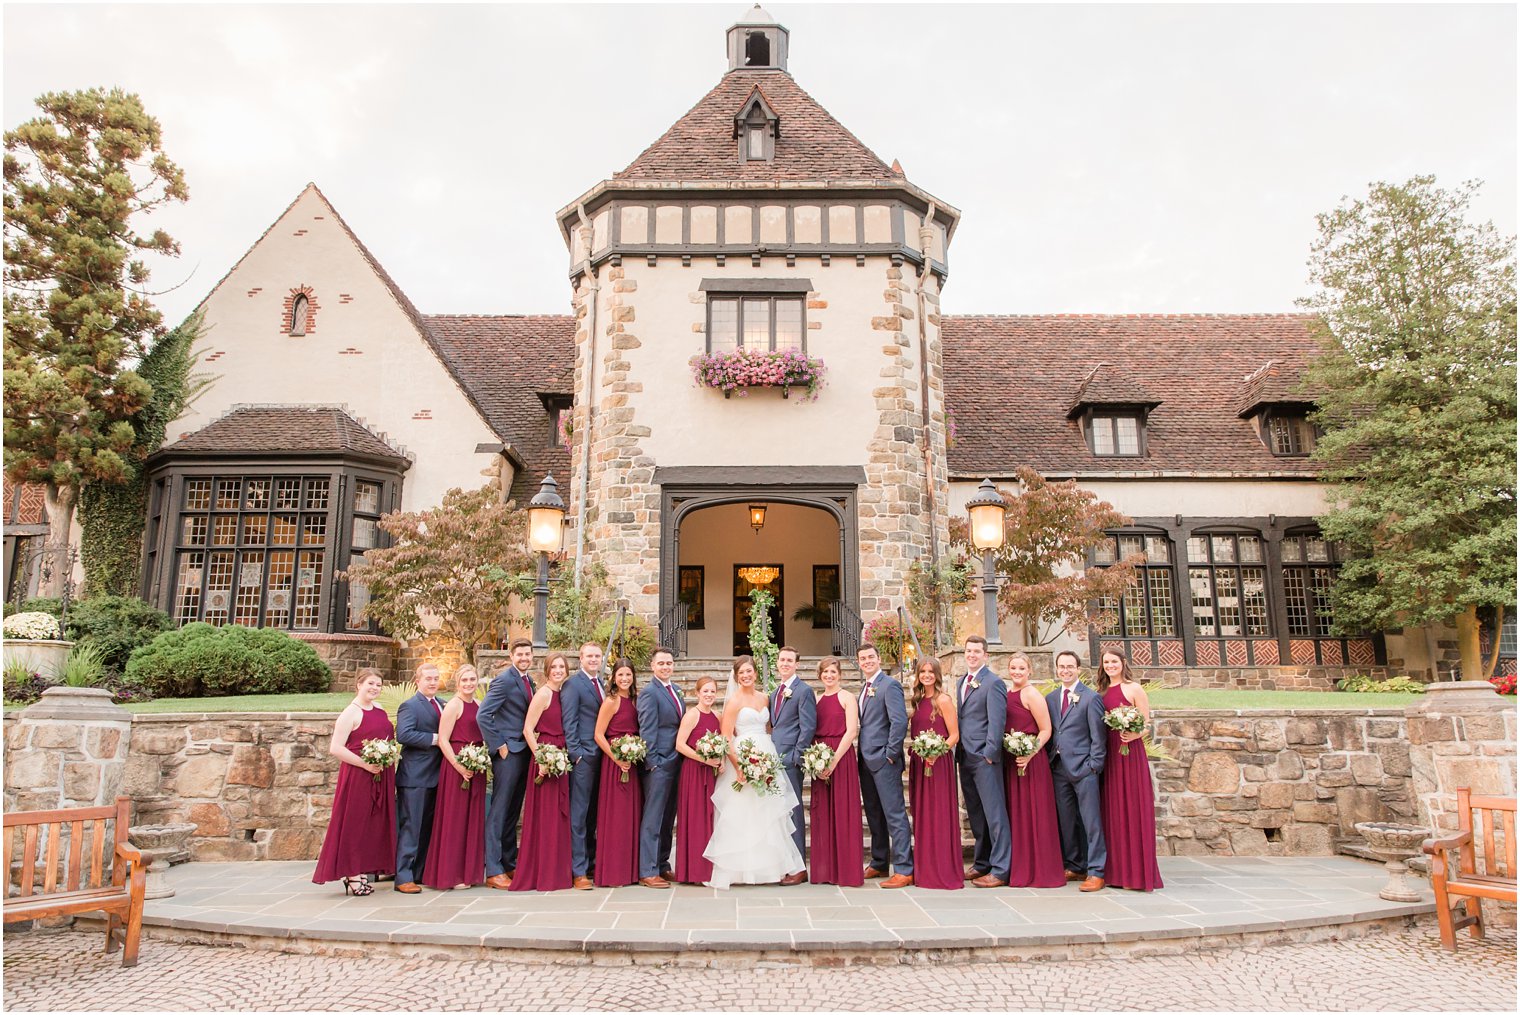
[689,348,827,401]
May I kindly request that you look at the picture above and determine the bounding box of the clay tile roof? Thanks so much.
[167,406,411,463]
[615,70,902,184]
[1233,359,1317,418]
[942,314,1327,477]
[424,315,576,498]
[1065,362,1161,418]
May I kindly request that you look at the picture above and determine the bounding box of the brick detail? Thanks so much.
[411,409,433,420]
[1347,639,1376,666]
[1224,639,1249,666]
[1130,641,1153,666]
[339,347,363,356]
[1252,639,1280,665]
[1319,639,1344,666]
[282,285,320,337]
[1158,640,1186,666]
[1195,641,1221,666]
[1290,639,1316,665]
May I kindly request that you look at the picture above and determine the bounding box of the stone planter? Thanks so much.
[128,823,197,900]
[1355,821,1429,902]
[3,639,73,682]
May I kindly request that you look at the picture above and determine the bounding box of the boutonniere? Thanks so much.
[782,686,793,700]
[969,679,981,691]
[866,685,877,698]
[1069,690,1080,705]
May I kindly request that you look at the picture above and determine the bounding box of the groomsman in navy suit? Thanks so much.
[855,644,913,888]
[769,646,817,884]
[1046,650,1107,891]
[957,635,1012,888]
[561,640,606,891]
[636,647,684,888]
[478,639,535,889]
[393,663,445,893]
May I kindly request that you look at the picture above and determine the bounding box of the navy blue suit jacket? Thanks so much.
[637,679,685,768]
[955,665,1009,762]
[1044,680,1107,778]
[768,676,818,767]
[857,670,908,771]
[395,693,443,788]
[561,669,605,760]
[477,665,534,756]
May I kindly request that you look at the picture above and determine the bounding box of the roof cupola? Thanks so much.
[726,5,789,72]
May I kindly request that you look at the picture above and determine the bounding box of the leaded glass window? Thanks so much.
[706,295,807,353]
[1093,532,1176,638]
[1282,531,1338,636]
[1187,532,1270,637]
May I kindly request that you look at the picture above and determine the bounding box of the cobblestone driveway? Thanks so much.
[3,924,1514,1011]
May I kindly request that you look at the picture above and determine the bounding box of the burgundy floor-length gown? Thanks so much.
[594,695,644,887]
[809,693,864,886]
[421,699,487,889]
[313,705,397,883]
[1100,684,1164,891]
[673,709,721,885]
[510,691,574,892]
[908,698,963,891]
[1003,690,1066,888]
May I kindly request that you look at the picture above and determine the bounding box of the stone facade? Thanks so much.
[1404,682,1517,833]
[122,713,339,862]
[293,633,398,692]
[2,689,133,813]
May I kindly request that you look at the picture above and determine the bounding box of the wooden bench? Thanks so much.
[1422,788,1516,952]
[3,796,145,966]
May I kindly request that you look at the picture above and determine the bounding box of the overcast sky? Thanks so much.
[5,3,1515,324]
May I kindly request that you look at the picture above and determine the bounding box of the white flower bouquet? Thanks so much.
[3,611,60,641]
[1103,705,1147,756]
[455,743,491,790]
[1002,730,1041,776]
[359,738,402,783]
[694,730,728,763]
[732,738,782,795]
[533,743,571,784]
[610,733,648,783]
[801,742,835,781]
[908,729,951,776]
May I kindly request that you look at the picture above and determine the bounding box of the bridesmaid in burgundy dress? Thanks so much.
[593,659,643,887]
[422,664,487,890]
[313,668,397,894]
[908,658,962,891]
[809,657,864,886]
[672,674,722,884]
[1098,648,1164,891]
[511,653,574,892]
[1003,652,1066,888]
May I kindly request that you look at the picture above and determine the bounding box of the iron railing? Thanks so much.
[830,600,863,658]
[657,602,689,658]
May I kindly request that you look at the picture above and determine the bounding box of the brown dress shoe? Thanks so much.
[485,873,512,890]
[964,867,990,881]
[972,873,1008,888]
[639,876,671,889]
[660,869,675,881]
[394,882,422,894]
[1080,876,1105,892]
[1064,870,1084,882]
[573,876,595,891]
[881,873,914,889]
[780,870,807,886]
[863,866,888,880]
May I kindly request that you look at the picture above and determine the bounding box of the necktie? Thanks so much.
[430,697,441,715]
[772,683,784,722]
[666,682,680,715]
[521,670,533,700]
[593,674,605,702]
[1062,689,1071,716]
[961,675,972,704]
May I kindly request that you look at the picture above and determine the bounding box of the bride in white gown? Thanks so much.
[703,656,804,889]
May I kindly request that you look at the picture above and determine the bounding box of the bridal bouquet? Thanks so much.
[455,743,491,790]
[907,730,951,776]
[1002,731,1040,776]
[609,734,648,783]
[801,742,835,781]
[359,738,402,783]
[1103,705,1147,756]
[694,730,728,763]
[533,743,571,783]
[732,738,782,796]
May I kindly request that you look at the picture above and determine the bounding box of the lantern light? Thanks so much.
[749,503,767,533]
[966,478,1008,551]
[528,475,566,554]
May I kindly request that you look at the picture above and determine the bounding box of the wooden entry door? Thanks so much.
[733,564,783,656]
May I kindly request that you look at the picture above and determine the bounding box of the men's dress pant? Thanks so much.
[782,762,806,863]
[569,753,602,877]
[639,758,680,878]
[1051,760,1107,877]
[859,758,913,875]
[484,748,530,878]
[959,755,1012,879]
[395,784,435,884]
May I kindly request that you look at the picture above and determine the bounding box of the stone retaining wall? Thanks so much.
[293,633,398,692]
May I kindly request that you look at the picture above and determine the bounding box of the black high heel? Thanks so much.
[342,875,374,896]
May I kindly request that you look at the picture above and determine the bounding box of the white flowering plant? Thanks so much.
[533,743,571,783]
[3,611,60,641]
[694,730,727,763]
[359,738,402,783]
[1002,731,1041,776]
[732,738,782,795]
[609,734,648,783]
[455,743,491,790]
[1102,705,1147,755]
[801,741,835,781]
[907,729,951,776]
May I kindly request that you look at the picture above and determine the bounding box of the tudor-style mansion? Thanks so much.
[5,8,1509,682]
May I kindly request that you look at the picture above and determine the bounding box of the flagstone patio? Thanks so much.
[134,854,1434,963]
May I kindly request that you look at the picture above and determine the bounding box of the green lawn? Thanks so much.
[5,686,1424,716]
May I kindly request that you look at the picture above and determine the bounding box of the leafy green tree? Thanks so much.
[341,485,535,663]
[3,88,188,595]
[1299,176,1517,679]
[950,466,1140,646]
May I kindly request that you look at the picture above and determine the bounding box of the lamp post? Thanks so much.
[965,477,1008,646]
[527,474,566,651]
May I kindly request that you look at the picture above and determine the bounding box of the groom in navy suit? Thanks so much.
[636,647,683,888]
[478,638,535,889]
[769,646,817,884]
[561,640,605,891]
[957,636,1012,888]
[393,663,444,893]
[1046,649,1107,891]
[855,643,913,888]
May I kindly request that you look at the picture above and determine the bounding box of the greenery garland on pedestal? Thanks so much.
[747,587,780,694]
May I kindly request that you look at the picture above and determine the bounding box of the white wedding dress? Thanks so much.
[703,705,804,889]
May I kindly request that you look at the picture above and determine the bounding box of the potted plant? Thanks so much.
[2,610,72,683]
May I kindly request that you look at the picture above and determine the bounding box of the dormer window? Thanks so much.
[1089,412,1144,457]
[1066,363,1159,458]
[735,89,779,163]
[1263,408,1318,457]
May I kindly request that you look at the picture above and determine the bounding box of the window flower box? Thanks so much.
[689,348,827,402]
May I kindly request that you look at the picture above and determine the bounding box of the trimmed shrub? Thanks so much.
[2,596,62,620]
[126,623,330,698]
[64,595,173,674]
[592,614,656,669]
